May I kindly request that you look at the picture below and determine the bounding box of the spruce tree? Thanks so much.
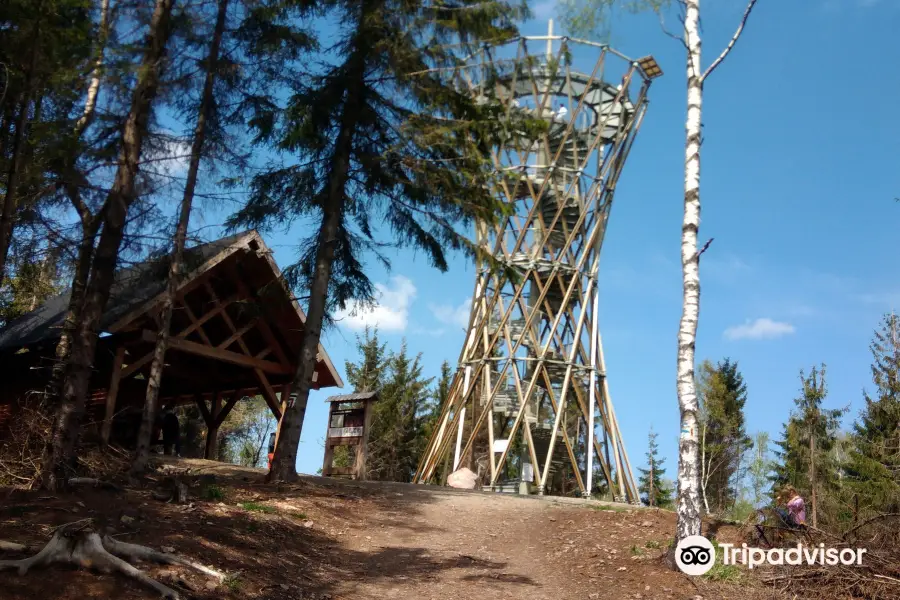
[771,365,846,527]
[845,314,900,514]
[41,0,178,491]
[228,0,529,481]
[345,327,389,394]
[0,0,94,282]
[638,427,672,508]
[366,341,433,482]
[696,358,752,513]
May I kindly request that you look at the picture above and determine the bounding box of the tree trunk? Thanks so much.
[40,0,176,492]
[46,212,102,407]
[700,419,710,514]
[809,413,817,528]
[649,455,655,507]
[131,0,229,476]
[267,53,366,483]
[674,0,704,549]
[45,0,112,407]
[0,57,38,282]
[75,0,111,137]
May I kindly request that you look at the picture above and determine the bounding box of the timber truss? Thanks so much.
[414,31,660,502]
[96,232,341,457]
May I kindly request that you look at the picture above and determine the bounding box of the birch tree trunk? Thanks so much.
[131,0,230,476]
[40,0,177,492]
[674,0,704,545]
[46,0,112,407]
[672,0,758,554]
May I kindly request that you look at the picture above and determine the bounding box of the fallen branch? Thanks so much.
[0,541,29,552]
[0,520,224,599]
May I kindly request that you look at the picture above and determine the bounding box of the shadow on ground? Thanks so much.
[0,457,537,600]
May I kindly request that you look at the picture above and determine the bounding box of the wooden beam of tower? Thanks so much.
[139,330,290,375]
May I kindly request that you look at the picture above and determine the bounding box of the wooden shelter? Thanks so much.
[321,391,379,480]
[0,231,343,456]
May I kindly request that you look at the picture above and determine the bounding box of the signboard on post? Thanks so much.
[328,426,364,439]
[521,462,534,483]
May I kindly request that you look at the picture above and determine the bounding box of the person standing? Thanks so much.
[161,406,181,457]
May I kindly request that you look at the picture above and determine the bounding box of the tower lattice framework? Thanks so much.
[414,29,659,503]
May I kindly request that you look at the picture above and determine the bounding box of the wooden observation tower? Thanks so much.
[414,24,662,502]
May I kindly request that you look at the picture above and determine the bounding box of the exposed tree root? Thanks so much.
[0,521,225,599]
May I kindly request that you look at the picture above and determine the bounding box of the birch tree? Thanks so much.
[41,0,178,492]
[671,0,760,547]
[563,0,761,550]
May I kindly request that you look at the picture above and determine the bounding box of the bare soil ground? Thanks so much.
[0,457,781,600]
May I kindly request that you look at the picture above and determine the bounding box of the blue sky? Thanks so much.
[190,0,900,481]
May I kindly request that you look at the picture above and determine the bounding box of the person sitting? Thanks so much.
[775,485,807,529]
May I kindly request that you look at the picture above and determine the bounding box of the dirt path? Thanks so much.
[0,459,757,600]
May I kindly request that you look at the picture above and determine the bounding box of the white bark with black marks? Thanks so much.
[675,0,704,546]
[674,0,759,550]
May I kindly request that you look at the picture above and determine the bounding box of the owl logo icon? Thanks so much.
[675,535,716,576]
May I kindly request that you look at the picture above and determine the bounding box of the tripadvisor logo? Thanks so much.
[675,535,868,575]
[675,535,716,576]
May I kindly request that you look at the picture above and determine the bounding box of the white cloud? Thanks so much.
[724,317,796,341]
[335,275,417,332]
[429,297,472,330]
[146,136,192,176]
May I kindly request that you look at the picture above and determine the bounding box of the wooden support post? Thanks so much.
[322,402,335,477]
[205,392,222,460]
[101,346,127,444]
[355,398,376,481]
[194,394,212,426]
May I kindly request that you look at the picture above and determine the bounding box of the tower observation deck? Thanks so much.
[414,24,661,503]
